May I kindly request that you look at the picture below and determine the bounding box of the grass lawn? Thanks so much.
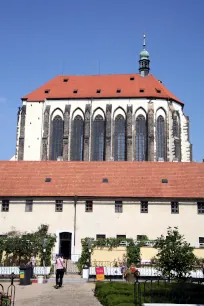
[94,281,204,306]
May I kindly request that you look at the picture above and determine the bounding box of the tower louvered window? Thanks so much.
[51,115,63,160]
[136,115,147,161]
[156,115,165,160]
[92,115,105,161]
[71,115,84,161]
[114,114,126,161]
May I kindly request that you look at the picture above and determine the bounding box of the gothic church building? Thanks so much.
[16,37,192,162]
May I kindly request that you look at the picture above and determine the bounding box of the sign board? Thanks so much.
[96,266,104,281]
[20,271,24,279]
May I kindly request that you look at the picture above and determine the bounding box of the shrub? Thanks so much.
[95,281,204,305]
[155,227,196,280]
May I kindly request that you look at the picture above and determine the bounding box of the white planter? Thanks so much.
[37,276,43,284]
[82,268,89,279]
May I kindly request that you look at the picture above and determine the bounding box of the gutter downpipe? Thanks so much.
[74,195,78,250]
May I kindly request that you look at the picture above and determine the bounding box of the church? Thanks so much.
[0,36,203,262]
[15,36,191,162]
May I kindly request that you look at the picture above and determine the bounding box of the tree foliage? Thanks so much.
[155,227,196,280]
[126,242,141,267]
[0,224,56,266]
[77,237,143,272]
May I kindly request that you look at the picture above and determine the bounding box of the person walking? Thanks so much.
[55,254,65,288]
[30,255,36,278]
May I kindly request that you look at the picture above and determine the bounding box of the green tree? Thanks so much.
[126,241,141,267]
[155,227,196,280]
[2,224,56,266]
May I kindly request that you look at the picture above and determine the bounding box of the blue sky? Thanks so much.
[0,0,203,161]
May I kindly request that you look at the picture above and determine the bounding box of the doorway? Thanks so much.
[59,232,72,259]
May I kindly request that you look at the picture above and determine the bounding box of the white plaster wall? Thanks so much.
[0,199,203,258]
[75,200,204,252]
[19,98,191,162]
[0,199,76,258]
[23,102,44,160]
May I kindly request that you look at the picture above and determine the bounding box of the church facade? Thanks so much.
[15,37,192,162]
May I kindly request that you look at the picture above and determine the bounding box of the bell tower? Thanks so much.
[139,34,150,77]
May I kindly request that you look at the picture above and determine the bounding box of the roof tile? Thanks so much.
[0,161,203,198]
[22,74,182,104]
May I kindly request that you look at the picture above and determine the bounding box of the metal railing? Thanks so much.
[89,261,204,282]
[0,273,16,306]
[133,278,204,305]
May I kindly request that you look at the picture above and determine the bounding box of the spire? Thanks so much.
[139,34,150,77]
[143,34,146,50]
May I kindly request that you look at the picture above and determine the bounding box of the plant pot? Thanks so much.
[126,273,135,283]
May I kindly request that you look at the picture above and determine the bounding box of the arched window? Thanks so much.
[71,115,84,161]
[51,115,63,160]
[173,114,180,138]
[156,115,165,160]
[136,115,147,161]
[173,113,181,161]
[114,114,126,161]
[92,115,105,161]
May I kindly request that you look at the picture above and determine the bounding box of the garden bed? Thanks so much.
[94,281,204,306]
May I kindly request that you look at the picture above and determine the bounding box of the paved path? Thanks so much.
[2,277,101,306]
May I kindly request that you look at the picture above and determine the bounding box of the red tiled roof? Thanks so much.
[0,161,203,198]
[22,74,183,105]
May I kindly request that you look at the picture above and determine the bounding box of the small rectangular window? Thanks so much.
[140,89,144,93]
[117,235,126,239]
[44,89,50,94]
[96,234,106,239]
[199,237,204,244]
[85,201,93,212]
[141,201,148,213]
[96,89,101,94]
[55,200,63,212]
[155,88,161,93]
[2,200,9,212]
[63,78,68,82]
[137,235,146,241]
[25,199,33,212]
[130,77,135,81]
[116,89,121,93]
[171,202,179,214]
[45,177,51,182]
[115,201,123,213]
[198,202,204,214]
[73,90,78,94]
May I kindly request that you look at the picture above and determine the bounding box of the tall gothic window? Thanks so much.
[71,115,84,161]
[173,114,179,138]
[156,115,165,160]
[114,114,126,161]
[92,115,105,161]
[51,115,63,160]
[173,113,181,161]
[136,115,147,161]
